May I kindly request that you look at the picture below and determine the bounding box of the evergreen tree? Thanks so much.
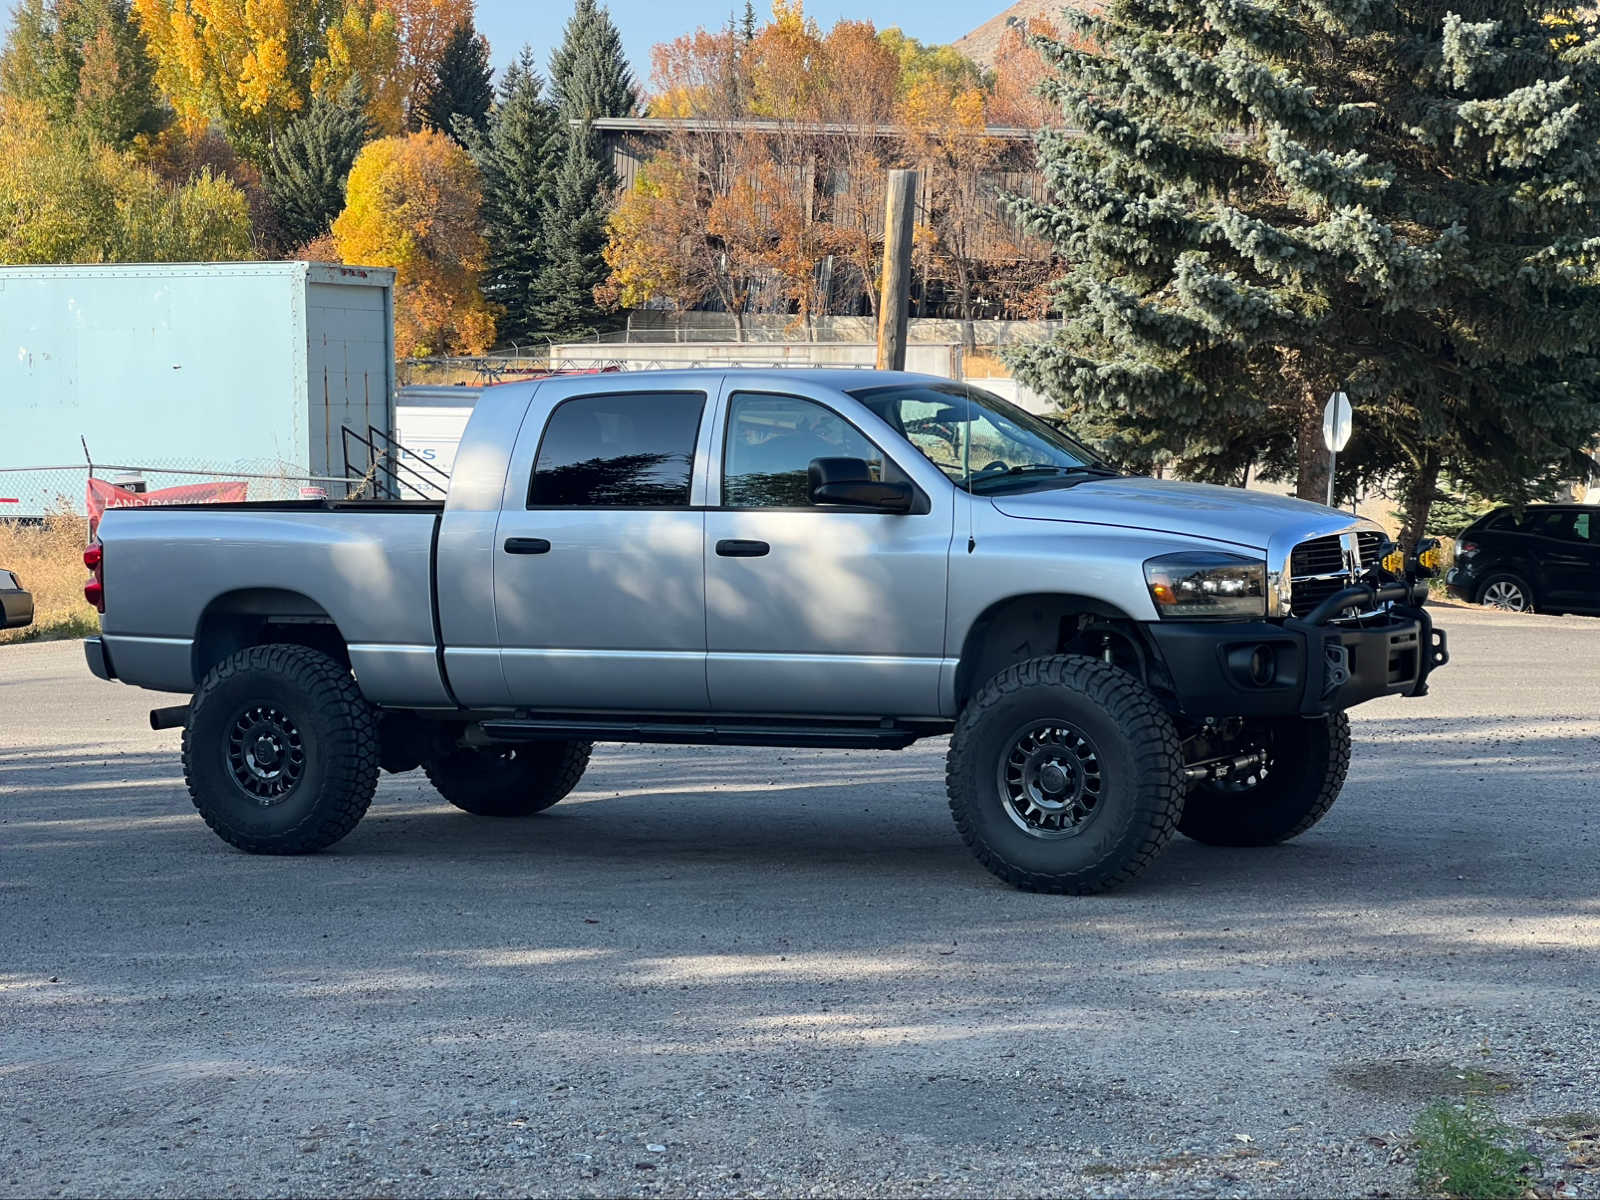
[262,82,371,249]
[547,0,637,128]
[417,20,492,143]
[533,125,610,340]
[0,0,164,146]
[535,0,637,340]
[1010,0,1600,541]
[740,0,758,44]
[468,46,560,344]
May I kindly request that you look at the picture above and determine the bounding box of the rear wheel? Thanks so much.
[1177,714,1350,846]
[423,742,592,817]
[946,655,1184,894]
[1477,572,1534,612]
[182,643,379,854]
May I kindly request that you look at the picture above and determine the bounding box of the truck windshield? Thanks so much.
[848,381,1114,494]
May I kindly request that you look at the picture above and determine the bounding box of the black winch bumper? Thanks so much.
[1146,583,1449,719]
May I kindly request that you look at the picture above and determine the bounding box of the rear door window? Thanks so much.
[529,391,705,507]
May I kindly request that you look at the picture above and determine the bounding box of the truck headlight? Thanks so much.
[1144,552,1267,620]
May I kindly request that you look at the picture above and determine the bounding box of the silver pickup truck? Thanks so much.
[85,369,1449,893]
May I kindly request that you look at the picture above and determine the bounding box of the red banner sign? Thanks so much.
[87,477,248,536]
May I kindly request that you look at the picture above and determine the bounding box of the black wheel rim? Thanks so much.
[226,703,306,806]
[995,719,1105,839]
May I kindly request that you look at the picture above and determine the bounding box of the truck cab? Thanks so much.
[85,369,1449,893]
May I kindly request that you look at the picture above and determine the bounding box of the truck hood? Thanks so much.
[990,477,1356,552]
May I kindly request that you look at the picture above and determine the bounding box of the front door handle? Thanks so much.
[504,537,551,555]
[716,539,770,558]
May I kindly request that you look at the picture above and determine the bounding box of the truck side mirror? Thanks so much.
[807,457,913,513]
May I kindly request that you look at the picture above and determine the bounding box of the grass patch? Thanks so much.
[0,509,98,645]
[1413,1099,1538,1199]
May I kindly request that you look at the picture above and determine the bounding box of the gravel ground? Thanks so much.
[2,605,1598,1198]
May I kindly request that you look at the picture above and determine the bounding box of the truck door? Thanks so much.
[702,383,955,716]
[492,385,712,710]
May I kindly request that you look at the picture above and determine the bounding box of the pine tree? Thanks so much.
[535,0,638,340]
[417,20,492,143]
[468,47,560,345]
[533,125,610,340]
[547,0,637,128]
[263,82,372,249]
[1010,0,1600,541]
[0,0,164,147]
[739,0,758,44]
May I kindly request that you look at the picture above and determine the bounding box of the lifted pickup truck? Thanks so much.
[85,369,1448,893]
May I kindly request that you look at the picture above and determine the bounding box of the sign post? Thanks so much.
[1322,390,1353,507]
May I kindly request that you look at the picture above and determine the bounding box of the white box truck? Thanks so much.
[3,262,397,498]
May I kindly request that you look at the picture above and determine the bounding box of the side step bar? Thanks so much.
[476,717,935,750]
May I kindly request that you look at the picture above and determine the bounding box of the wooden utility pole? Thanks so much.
[875,168,917,370]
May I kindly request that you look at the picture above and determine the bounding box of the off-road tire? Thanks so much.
[946,655,1185,894]
[182,643,379,854]
[1177,713,1351,846]
[1476,572,1535,613]
[423,742,592,817]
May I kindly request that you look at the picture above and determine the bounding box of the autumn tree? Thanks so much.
[331,128,493,355]
[262,80,370,248]
[0,0,165,146]
[988,16,1068,130]
[418,19,491,142]
[0,96,251,261]
[387,0,472,129]
[313,0,402,133]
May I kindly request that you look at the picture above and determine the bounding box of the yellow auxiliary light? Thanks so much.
[1380,548,1405,575]
[1416,544,1443,571]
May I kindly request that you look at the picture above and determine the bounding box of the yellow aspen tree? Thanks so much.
[331,129,494,356]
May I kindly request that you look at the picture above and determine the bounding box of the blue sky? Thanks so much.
[475,0,983,89]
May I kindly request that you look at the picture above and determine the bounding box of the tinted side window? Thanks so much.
[529,392,704,507]
[722,393,891,508]
[1530,511,1584,543]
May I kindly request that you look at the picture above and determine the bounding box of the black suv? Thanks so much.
[1447,504,1600,613]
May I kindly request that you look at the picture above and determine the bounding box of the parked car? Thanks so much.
[1446,504,1600,613]
[2,569,32,629]
[82,370,1449,894]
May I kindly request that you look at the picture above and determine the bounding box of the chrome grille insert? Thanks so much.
[1288,531,1384,617]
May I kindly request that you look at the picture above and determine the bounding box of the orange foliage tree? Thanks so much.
[331,128,493,355]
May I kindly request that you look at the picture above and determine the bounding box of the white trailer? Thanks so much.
[3,262,397,484]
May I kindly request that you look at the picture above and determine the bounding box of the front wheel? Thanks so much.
[946,655,1185,894]
[1177,713,1350,846]
[423,741,592,817]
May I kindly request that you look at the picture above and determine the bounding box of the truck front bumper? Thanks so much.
[1145,590,1448,719]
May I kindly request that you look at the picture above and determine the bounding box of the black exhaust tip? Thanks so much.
[149,705,189,731]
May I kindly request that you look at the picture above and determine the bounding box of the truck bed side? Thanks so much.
[98,505,449,706]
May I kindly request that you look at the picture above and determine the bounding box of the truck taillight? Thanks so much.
[1457,539,1479,556]
[83,541,104,612]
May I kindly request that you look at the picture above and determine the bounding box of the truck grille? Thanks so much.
[1288,531,1385,617]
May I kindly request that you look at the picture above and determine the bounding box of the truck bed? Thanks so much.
[95,503,449,704]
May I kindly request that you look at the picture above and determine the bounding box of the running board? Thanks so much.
[475,716,933,750]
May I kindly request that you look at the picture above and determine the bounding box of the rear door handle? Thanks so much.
[716,539,770,558]
[504,537,551,555]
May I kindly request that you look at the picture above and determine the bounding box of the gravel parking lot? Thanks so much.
[3,605,1598,1198]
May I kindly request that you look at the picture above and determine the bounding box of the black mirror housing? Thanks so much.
[807,457,913,513]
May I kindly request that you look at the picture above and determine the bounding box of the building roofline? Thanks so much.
[581,115,1045,140]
